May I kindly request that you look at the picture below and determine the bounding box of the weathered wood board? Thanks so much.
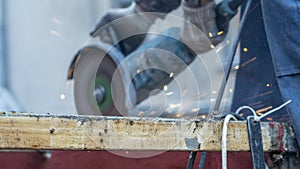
[0,112,297,152]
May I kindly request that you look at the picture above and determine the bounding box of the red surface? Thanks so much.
[0,151,253,169]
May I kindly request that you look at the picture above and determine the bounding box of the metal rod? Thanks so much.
[199,0,251,169]
[213,0,253,113]
[198,152,207,169]
[186,152,197,169]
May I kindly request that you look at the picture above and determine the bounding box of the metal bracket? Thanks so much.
[247,116,265,169]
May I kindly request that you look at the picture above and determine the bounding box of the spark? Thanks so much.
[210,45,215,49]
[249,101,262,107]
[169,104,182,109]
[266,83,271,87]
[201,115,206,119]
[209,32,213,37]
[176,113,182,118]
[256,106,273,115]
[256,111,264,116]
[229,89,233,93]
[50,30,60,36]
[241,56,257,67]
[234,65,240,70]
[60,94,66,100]
[245,90,274,100]
[166,92,174,96]
[217,31,224,36]
[169,72,174,78]
[52,17,62,25]
[216,41,230,53]
[191,108,200,112]
[136,69,141,73]
[138,111,145,117]
[243,48,248,52]
[163,85,168,91]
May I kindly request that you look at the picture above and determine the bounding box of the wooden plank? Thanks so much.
[0,112,297,152]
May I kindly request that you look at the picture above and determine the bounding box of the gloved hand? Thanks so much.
[90,0,181,55]
[181,0,226,53]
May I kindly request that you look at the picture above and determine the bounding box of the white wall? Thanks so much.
[5,0,110,114]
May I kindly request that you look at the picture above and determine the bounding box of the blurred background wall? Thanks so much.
[1,0,237,115]
[2,0,111,114]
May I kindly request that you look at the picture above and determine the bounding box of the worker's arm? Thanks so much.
[181,0,242,53]
[90,0,181,55]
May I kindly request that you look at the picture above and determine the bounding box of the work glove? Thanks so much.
[90,0,181,55]
[181,0,226,53]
